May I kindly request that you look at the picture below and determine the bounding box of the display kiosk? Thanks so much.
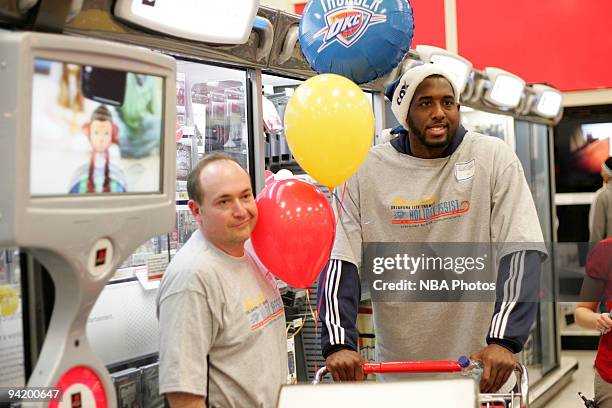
[0,31,176,407]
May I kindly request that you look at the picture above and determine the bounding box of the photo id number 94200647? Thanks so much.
[1,387,62,402]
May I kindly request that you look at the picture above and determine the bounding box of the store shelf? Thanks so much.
[561,326,600,337]
[561,324,600,350]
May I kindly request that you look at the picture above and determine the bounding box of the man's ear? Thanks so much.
[188,199,200,218]
[82,122,90,135]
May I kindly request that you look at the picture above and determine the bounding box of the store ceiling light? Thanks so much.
[483,67,525,109]
[114,0,260,44]
[531,84,563,118]
[416,45,473,93]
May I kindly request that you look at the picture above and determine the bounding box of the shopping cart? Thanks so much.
[313,358,529,408]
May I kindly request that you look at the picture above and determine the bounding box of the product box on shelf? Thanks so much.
[141,362,164,408]
[111,367,142,408]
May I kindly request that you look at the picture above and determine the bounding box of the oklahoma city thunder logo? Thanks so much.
[314,6,387,52]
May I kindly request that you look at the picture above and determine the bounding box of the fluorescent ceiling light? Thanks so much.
[416,45,473,93]
[483,67,525,109]
[114,0,260,44]
[531,84,562,118]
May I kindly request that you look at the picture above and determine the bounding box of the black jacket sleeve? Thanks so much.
[318,259,361,358]
[487,250,542,353]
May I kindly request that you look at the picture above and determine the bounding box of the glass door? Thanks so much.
[173,60,250,253]
[261,73,302,174]
[515,120,558,381]
[177,61,249,170]
[460,107,516,149]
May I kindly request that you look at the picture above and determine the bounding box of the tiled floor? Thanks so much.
[544,350,597,408]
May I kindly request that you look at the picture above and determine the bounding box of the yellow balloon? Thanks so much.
[284,74,374,188]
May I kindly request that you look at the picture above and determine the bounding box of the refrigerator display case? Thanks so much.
[514,120,558,383]
[460,106,516,149]
[179,62,249,167]
[172,61,251,254]
[261,74,300,172]
[173,61,250,199]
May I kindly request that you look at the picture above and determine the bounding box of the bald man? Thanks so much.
[157,152,287,407]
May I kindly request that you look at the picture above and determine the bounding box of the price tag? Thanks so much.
[146,254,169,281]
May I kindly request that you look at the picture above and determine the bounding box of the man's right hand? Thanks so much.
[325,349,367,381]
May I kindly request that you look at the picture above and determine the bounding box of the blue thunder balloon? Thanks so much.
[299,0,414,84]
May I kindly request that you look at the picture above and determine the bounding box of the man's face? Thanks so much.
[190,160,257,253]
[90,120,113,152]
[407,76,460,150]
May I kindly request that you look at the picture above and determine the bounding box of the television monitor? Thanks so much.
[554,110,612,193]
[31,60,164,196]
[0,31,176,252]
[578,123,612,171]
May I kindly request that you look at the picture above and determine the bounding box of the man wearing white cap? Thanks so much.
[590,156,612,242]
[319,64,547,393]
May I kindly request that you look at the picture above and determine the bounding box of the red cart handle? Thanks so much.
[362,360,463,374]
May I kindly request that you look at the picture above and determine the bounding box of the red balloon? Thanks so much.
[251,179,335,288]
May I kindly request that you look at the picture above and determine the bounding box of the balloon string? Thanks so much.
[339,183,347,222]
[307,288,317,332]
[308,287,321,378]
[286,290,315,340]
[331,182,349,223]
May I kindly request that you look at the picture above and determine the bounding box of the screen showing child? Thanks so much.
[30,59,164,196]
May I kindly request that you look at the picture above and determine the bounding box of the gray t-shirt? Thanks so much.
[157,230,287,407]
[589,183,612,242]
[332,131,545,368]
